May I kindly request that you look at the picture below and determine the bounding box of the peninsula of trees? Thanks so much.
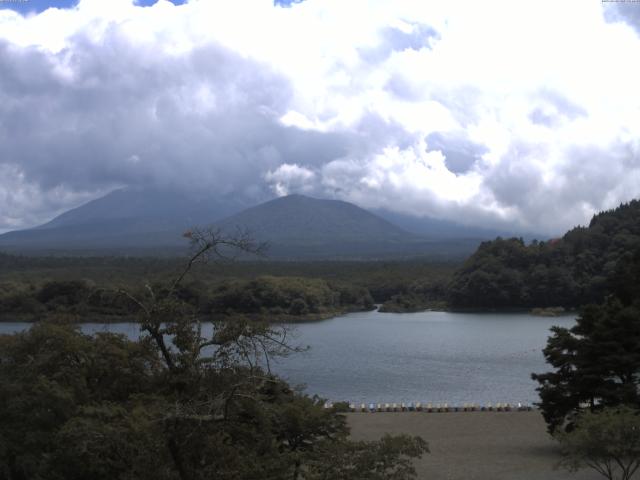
[447,200,640,310]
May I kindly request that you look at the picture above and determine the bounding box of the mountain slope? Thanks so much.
[0,188,244,251]
[213,194,440,259]
[217,194,414,244]
[37,189,197,230]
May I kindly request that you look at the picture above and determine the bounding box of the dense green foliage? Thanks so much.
[377,278,447,313]
[532,298,640,433]
[0,276,374,323]
[0,231,429,480]
[0,279,140,322]
[449,200,640,309]
[0,322,427,480]
[207,276,374,319]
[0,254,456,321]
[532,245,640,433]
[0,323,163,479]
[556,406,640,480]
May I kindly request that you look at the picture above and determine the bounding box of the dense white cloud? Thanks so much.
[1,0,640,234]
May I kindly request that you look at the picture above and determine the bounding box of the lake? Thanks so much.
[0,310,575,405]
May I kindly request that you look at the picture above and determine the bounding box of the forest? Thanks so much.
[0,253,456,322]
[448,200,640,310]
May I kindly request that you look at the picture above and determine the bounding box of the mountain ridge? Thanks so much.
[0,189,507,259]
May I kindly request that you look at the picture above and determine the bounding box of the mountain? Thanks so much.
[0,188,245,253]
[217,194,412,244]
[214,194,436,259]
[0,191,488,259]
[37,189,196,230]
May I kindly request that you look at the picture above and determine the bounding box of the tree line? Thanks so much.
[0,254,459,321]
[0,275,376,323]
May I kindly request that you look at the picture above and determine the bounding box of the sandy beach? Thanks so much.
[347,411,601,480]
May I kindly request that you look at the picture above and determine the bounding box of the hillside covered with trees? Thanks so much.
[447,200,640,310]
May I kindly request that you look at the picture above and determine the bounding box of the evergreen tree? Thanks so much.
[533,246,640,433]
[533,299,640,432]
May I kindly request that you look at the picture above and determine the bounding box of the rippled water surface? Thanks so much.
[0,310,575,405]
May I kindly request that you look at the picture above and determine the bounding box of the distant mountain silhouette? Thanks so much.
[38,188,204,230]
[0,190,504,259]
[0,188,244,252]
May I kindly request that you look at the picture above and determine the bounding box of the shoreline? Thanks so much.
[0,305,579,324]
[0,306,375,325]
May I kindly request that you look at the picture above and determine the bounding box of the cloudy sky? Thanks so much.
[1,0,639,235]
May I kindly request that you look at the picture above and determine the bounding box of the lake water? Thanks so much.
[0,310,575,406]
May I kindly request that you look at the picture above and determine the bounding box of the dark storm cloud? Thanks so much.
[426,131,488,174]
[0,16,432,231]
[2,1,639,236]
[0,30,356,226]
[483,145,545,206]
[480,142,566,231]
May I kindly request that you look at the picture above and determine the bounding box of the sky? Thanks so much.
[1,0,639,235]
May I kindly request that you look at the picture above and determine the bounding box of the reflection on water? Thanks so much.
[0,310,575,405]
